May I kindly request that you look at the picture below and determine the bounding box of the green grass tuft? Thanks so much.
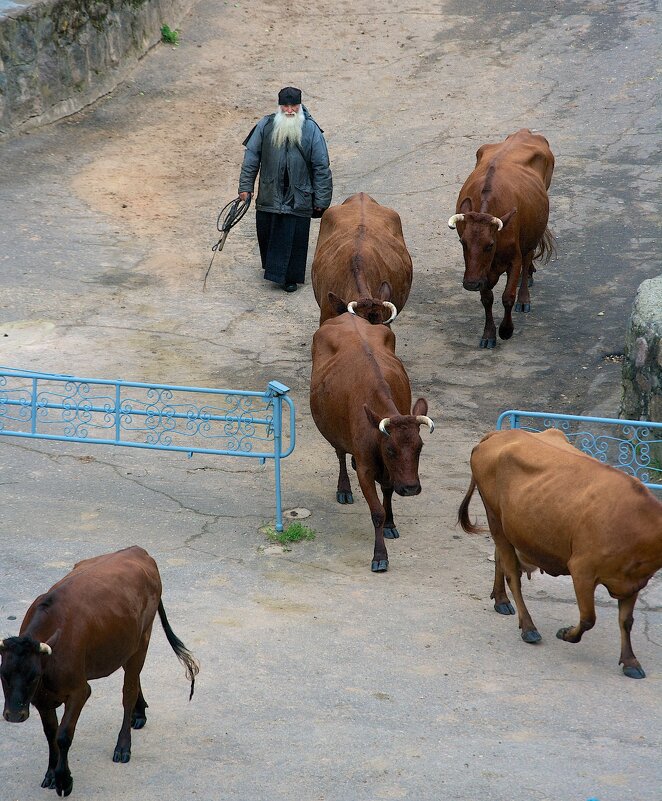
[266,521,316,545]
[161,24,180,45]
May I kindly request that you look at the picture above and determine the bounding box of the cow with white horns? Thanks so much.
[311,192,413,326]
[310,313,434,572]
[449,128,555,348]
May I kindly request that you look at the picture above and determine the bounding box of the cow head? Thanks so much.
[0,636,54,723]
[328,283,397,325]
[449,199,517,291]
[364,398,434,496]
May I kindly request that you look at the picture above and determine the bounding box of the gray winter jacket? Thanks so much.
[238,106,333,218]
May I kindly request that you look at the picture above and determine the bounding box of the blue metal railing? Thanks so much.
[0,367,296,531]
[496,410,662,490]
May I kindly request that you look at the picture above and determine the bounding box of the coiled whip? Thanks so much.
[203,194,252,291]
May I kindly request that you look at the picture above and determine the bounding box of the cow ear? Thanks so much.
[500,208,517,228]
[364,405,381,429]
[327,292,348,316]
[378,281,392,302]
[459,197,472,214]
[412,397,428,417]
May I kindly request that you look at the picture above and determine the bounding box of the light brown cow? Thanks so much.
[311,192,413,325]
[449,129,555,348]
[458,428,662,678]
[310,314,433,571]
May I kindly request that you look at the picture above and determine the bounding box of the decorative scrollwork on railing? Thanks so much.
[33,381,117,438]
[519,414,662,486]
[0,373,290,457]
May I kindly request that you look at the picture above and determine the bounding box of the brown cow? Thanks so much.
[0,546,199,796]
[458,428,662,678]
[311,192,413,325]
[310,314,434,571]
[449,128,555,348]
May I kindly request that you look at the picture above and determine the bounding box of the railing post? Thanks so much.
[267,381,290,532]
[115,382,121,444]
[31,377,37,434]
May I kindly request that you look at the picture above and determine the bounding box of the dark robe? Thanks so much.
[256,210,311,286]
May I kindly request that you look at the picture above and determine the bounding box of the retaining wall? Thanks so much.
[620,273,662,423]
[0,0,193,137]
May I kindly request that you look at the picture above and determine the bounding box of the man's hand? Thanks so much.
[239,192,251,202]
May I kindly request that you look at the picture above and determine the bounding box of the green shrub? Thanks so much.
[161,24,180,45]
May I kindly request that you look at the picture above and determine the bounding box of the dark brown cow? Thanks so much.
[311,192,413,325]
[310,314,434,571]
[458,428,662,678]
[0,546,199,796]
[449,128,555,348]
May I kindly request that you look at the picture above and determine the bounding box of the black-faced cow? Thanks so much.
[0,546,199,796]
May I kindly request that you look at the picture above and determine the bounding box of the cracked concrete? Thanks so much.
[0,1,661,800]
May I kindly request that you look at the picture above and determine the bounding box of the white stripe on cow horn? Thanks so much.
[378,418,391,436]
[416,415,435,433]
[347,301,358,315]
[491,217,504,231]
[383,302,398,324]
[39,643,52,655]
[448,214,464,229]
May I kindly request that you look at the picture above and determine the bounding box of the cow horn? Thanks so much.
[416,415,435,433]
[39,643,52,655]
[0,639,4,651]
[491,217,504,231]
[347,301,358,315]
[378,418,390,436]
[448,214,464,229]
[383,302,398,324]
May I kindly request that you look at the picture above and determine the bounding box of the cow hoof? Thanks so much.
[555,626,578,642]
[371,559,389,572]
[494,601,515,615]
[480,337,496,349]
[55,773,73,797]
[521,629,542,644]
[384,526,400,539]
[623,665,646,679]
[515,302,531,313]
[112,746,132,764]
[41,771,56,789]
[131,713,147,729]
[336,491,354,504]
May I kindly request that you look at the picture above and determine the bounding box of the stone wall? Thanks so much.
[620,273,662,423]
[0,0,193,137]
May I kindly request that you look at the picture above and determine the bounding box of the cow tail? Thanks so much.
[533,226,556,265]
[457,477,484,534]
[157,600,200,701]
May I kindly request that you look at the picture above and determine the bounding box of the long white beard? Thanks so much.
[271,107,305,149]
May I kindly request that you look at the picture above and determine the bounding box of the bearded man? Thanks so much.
[238,87,333,292]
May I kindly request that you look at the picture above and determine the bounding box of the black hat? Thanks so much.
[278,86,302,106]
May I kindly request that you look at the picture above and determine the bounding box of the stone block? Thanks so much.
[621,274,662,422]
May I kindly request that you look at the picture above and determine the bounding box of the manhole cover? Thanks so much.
[283,507,311,519]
